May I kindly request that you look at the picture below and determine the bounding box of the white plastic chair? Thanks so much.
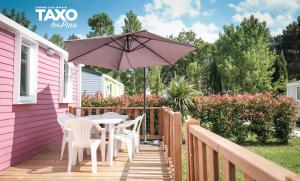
[114,114,144,161]
[57,114,76,160]
[64,119,105,173]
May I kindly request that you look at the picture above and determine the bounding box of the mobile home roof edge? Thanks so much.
[0,14,68,57]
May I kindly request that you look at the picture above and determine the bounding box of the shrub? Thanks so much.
[192,93,297,144]
[166,76,195,119]
[81,92,164,108]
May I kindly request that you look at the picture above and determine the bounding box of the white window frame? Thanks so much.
[59,56,73,103]
[296,87,300,101]
[13,34,38,104]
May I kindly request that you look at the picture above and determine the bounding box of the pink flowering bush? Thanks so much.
[81,92,164,108]
[191,93,297,144]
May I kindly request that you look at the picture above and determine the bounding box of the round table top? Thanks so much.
[84,115,128,124]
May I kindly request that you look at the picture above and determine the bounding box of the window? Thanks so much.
[13,34,38,104]
[106,83,112,97]
[59,58,73,103]
[20,44,29,96]
[297,87,300,100]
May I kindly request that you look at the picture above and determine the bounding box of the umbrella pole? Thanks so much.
[143,67,147,142]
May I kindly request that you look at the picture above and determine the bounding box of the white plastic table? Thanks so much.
[86,115,128,166]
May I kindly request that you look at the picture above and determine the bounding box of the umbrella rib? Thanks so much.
[133,34,196,48]
[130,39,151,52]
[106,44,124,51]
[132,37,172,65]
[110,37,125,50]
[68,35,126,62]
[117,51,124,70]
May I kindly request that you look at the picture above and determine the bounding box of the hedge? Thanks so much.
[81,92,165,107]
[191,93,297,144]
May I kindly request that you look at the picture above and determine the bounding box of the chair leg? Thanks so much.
[127,140,133,162]
[72,148,78,166]
[78,148,83,162]
[91,145,98,173]
[61,137,66,160]
[113,140,118,157]
[67,145,73,172]
[132,137,136,157]
[136,135,140,153]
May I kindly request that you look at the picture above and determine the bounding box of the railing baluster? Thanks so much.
[88,108,92,115]
[199,140,208,181]
[81,108,85,117]
[208,147,219,181]
[193,136,200,181]
[150,109,154,139]
[222,158,235,181]
[95,108,100,115]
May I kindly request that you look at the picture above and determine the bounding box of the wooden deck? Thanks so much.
[0,144,172,181]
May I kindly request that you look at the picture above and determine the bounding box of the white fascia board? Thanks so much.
[0,14,68,57]
[102,73,124,86]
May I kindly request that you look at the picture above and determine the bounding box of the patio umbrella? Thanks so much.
[64,30,196,142]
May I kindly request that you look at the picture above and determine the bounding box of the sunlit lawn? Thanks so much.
[182,136,300,181]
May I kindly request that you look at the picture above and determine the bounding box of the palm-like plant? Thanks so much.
[166,76,195,119]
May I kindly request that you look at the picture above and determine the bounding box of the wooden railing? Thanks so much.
[161,107,183,181]
[186,119,299,181]
[69,106,183,181]
[69,106,163,140]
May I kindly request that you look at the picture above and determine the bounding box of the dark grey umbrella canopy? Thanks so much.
[64,30,196,70]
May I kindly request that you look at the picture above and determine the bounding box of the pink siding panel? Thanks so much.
[0,27,79,170]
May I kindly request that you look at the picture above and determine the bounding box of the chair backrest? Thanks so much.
[64,119,102,147]
[134,114,145,134]
[57,114,76,129]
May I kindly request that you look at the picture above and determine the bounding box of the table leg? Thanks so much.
[107,124,114,166]
[101,127,106,164]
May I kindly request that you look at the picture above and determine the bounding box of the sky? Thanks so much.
[0,0,299,43]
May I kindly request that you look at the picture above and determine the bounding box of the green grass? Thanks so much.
[181,136,300,181]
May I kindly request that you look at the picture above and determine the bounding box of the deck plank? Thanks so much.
[0,144,172,181]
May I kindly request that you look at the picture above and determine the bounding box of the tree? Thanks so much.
[122,10,142,33]
[1,8,37,32]
[214,15,275,93]
[120,11,144,95]
[85,13,115,75]
[148,66,164,95]
[68,34,80,40]
[272,51,288,94]
[48,34,64,49]
[87,12,114,38]
[275,16,300,80]
[161,30,213,93]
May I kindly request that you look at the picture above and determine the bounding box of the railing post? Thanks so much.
[174,112,182,181]
[185,119,200,181]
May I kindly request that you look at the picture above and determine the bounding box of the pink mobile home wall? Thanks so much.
[0,27,79,170]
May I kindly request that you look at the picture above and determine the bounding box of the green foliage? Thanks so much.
[148,66,164,95]
[192,93,297,144]
[275,16,300,80]
[81,92,164,107]
[214,15,275,93]
[48,34,65,49]
[1,8,37,32]
[162,30,212,89]
[122,10,142,33]
[87,12,114,38]
[68,34,80,40]
[272,51,288,94]
[166,76,195,118]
